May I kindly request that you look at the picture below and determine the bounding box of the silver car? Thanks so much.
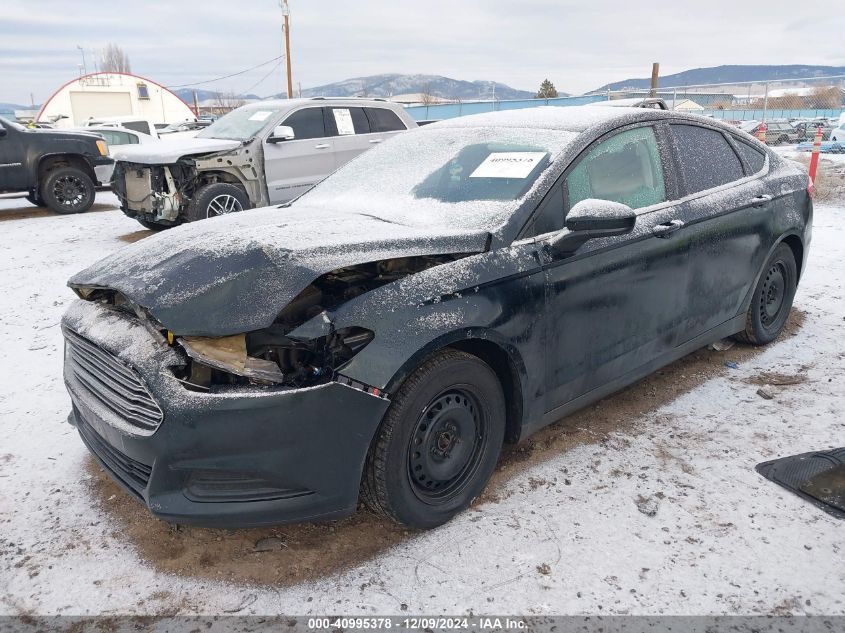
[110,98,417,229]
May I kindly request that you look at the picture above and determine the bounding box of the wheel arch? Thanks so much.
[384,329,526,444]
[37,153,96,184]
[739,231,804,315]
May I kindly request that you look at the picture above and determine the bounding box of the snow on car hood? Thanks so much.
[68,205,490,336]
[110,137,242,164]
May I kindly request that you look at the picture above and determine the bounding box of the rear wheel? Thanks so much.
[735,243,797,345]
[362,349,505,529]
[185,182,251,222]
[40,167,95,214]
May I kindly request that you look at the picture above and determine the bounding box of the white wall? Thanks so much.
[38,73,195,128]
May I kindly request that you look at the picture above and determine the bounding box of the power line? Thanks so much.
[241,58,284,96]
[166,55,285,89]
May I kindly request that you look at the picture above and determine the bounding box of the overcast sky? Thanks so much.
[2,0,843,105]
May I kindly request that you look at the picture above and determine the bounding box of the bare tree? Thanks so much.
[100,43,131,74]
[420,82,436,105]
[213,91,246,115]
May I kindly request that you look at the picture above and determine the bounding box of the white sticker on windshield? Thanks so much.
[333,108,355,135]
[248,111,273,122]
[469,152,547,178]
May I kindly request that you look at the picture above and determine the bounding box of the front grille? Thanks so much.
[77,414,151,499]
[64,327,163,434]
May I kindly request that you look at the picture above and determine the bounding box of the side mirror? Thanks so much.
[549,199,636,256]
[267,125,295,143]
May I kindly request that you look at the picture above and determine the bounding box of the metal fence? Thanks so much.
[404,75,845,132]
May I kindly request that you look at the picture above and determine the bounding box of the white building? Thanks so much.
[37,72,195,128]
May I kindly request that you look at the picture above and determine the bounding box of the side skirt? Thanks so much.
[537,313,747,430]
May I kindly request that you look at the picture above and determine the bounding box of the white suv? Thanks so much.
[110,98,417,229]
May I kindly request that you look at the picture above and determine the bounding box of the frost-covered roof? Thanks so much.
[431,105,699,133]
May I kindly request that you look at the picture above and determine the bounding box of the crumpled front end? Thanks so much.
[62,299,390,527]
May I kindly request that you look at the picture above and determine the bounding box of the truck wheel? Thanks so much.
[735,243,797,346]
[40,167,95,214]
[361,349,506,529]
[186,183,251,222]
[25,191,45,207]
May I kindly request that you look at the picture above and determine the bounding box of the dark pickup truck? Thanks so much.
[0,115,113,214]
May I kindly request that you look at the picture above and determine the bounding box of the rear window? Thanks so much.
[283,107,326,140]
[122,120,152,136]
[328,107,370,135]
[734,140,766,175]
[671,124,744,195]
[365,107,406,133]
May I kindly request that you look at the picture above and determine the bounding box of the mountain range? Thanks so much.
[594,64,845,92]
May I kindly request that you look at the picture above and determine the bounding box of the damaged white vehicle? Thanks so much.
[110,98,416,230]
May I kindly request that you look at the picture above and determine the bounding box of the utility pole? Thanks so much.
[649,62,660,98]
[281,0,293,98]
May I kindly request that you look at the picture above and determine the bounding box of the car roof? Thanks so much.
[430,105,720,134]
[237,97,400,111]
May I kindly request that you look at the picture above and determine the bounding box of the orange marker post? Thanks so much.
[808,125,823,184]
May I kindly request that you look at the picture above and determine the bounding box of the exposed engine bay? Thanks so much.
[74,254,467,393]
[112,151,261,225]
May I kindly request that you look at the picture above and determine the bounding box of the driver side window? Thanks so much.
[566,126,666,211]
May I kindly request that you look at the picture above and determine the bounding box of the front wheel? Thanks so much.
[185,182,251,222]
[40,167,96,214]
[735,243,797,345]
[361,349,506,529]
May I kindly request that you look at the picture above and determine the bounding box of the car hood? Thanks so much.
[111,137,242,164]
[68,205,490,336]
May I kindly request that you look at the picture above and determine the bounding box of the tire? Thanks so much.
[735,243,797,346]
[25,191,45,207]
[185,182,251,222]
[136,218,172,231]
[361,349,506,529]
[40,167,95,214]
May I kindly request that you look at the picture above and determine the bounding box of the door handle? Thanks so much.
[369,138,383,144]
[651,219,684,238]
[314,143,330,149]
[751,194,772,207]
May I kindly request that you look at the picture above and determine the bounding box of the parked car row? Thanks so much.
[60,105,812,529]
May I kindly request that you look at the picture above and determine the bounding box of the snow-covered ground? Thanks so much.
[0,183,842,617]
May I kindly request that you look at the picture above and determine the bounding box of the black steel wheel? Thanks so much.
[408,388,487,503]
[40,167,95,214]
[735,243,797,345]
[362,349,506,528]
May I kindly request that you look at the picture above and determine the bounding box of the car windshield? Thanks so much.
[297,126,577,231]
[196,106,283,141]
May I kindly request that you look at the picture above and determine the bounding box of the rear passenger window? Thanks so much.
[566,126,666,210]
[734,140,766,175]
[365,108,406,133]
[671,125,744,194]
[328,107,370,135]
[282,107,326,140]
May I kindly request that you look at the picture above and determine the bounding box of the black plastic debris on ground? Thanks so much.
[757,448,845,520]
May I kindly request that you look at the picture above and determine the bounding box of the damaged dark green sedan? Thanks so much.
[62,107,811,528]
